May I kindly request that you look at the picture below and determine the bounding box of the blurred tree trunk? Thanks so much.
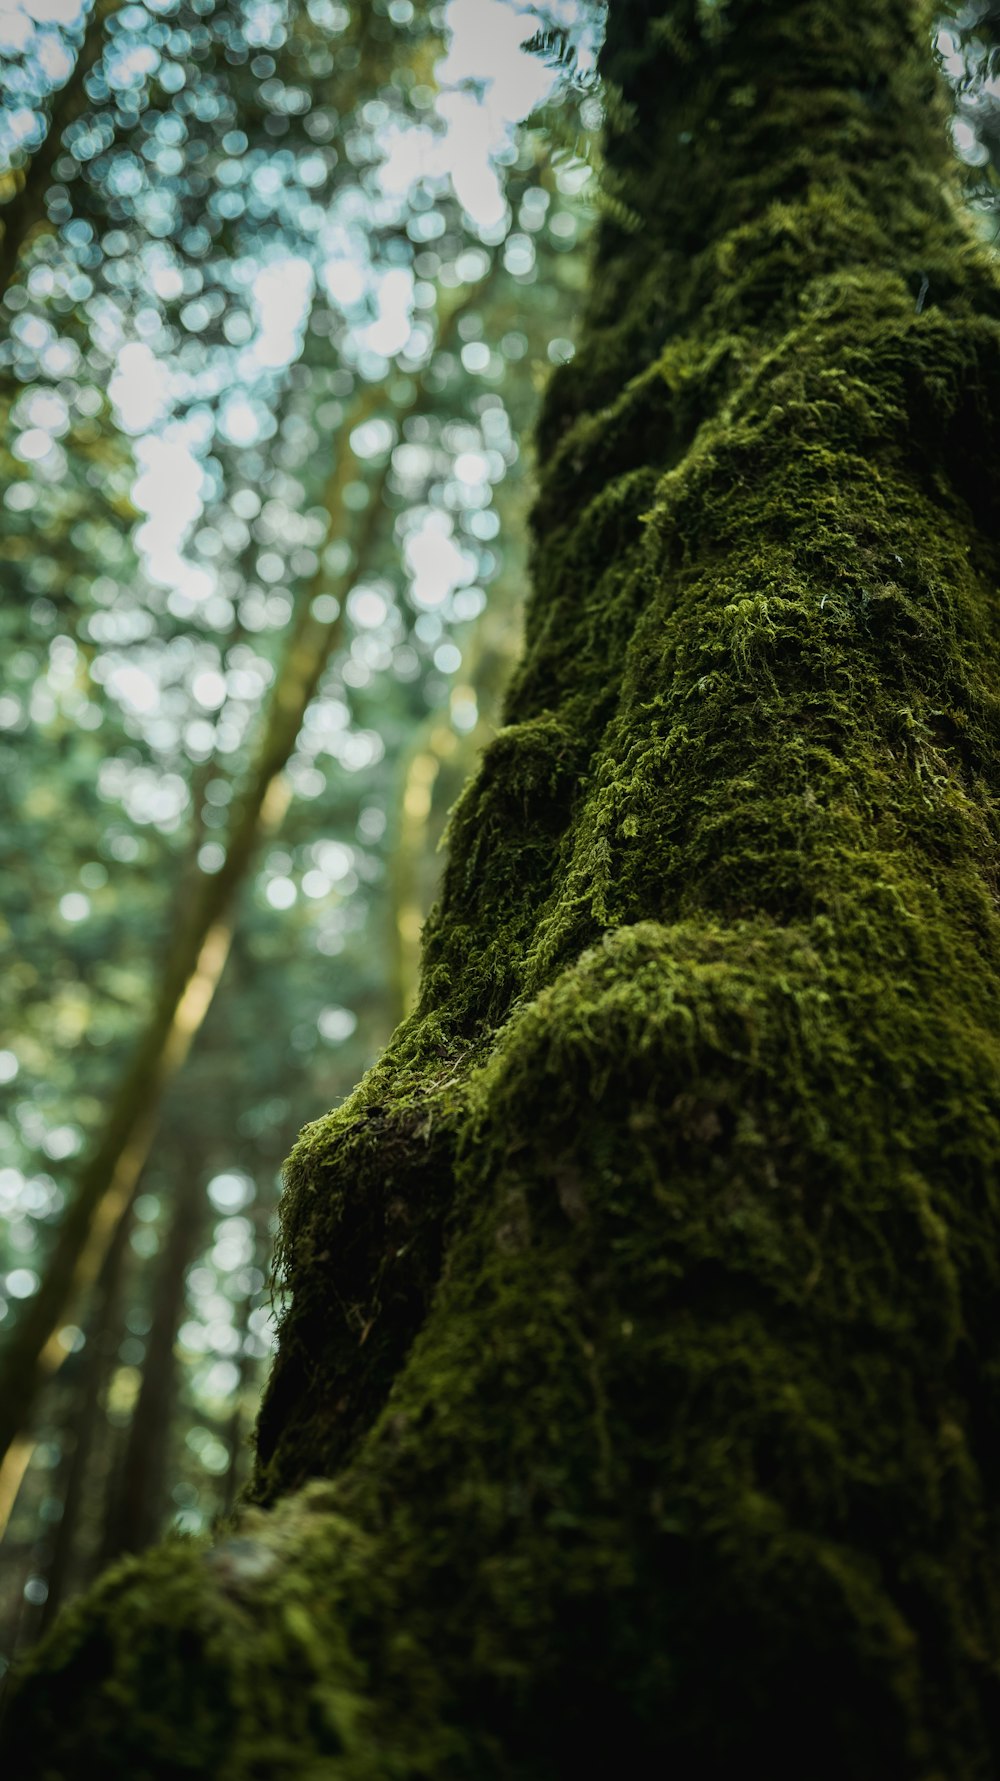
[36,1204,135,1633]
[0,0,116,301]
[0,283,488,1495]
[0,397,379,1484]
[7,2,1000,1776]
[389,552,525,1018]
[219,1213,270,1523]
[99,1156,204,1565]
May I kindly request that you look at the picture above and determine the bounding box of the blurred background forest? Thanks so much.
[0,0,603,1673]
[2,0,1000,1691]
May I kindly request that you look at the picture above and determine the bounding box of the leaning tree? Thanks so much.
[4,1,1000,1774]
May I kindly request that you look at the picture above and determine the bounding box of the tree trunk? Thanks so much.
[218,1213,270,1523]
[6,2,1000,1775]
[0,279,492,1489]
[0,1,116,301]
[100,1156,204,1564]
[36,1200,135,1632]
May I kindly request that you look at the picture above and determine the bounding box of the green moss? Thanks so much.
[7,2,1000,1775]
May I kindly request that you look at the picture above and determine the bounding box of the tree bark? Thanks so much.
[6,2,1000,1775]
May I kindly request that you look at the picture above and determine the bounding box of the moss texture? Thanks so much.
[7,1,1000,1774]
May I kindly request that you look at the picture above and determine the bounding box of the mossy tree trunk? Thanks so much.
[6,2,1000,1774]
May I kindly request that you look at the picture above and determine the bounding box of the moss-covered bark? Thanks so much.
[6,2,1000,1774]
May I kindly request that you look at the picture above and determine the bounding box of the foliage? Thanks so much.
[0,0,594,1665]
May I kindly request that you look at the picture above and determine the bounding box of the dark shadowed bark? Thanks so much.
[5,3,1000,1776]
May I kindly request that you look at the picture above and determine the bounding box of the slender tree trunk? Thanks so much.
[218,1300,255,1524]
[0,281,482,1480]
[7,3,1000,1775]
[0,610,292,1480]
[36,1202,135,1631]
[390,583,522,1017]
[0,1,116,301]
[100,1155,204,1564]
[219,1214,270,1523]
